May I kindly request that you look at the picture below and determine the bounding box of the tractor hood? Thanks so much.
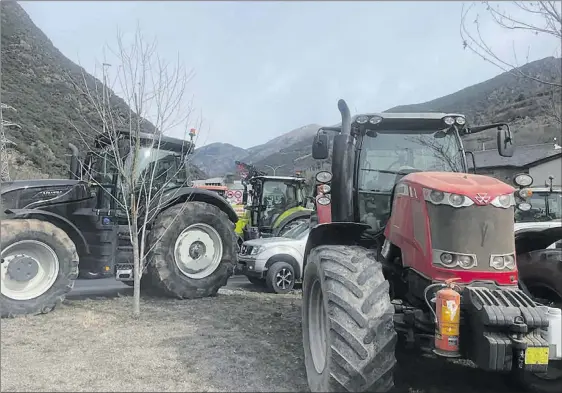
[1,179,83,194]
[404,172,515,205]
[243,237,296,247]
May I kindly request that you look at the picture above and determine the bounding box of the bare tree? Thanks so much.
[71,27,201,315]
[460,1,562,123]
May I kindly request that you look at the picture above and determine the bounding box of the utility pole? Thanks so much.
[1,103,20,182]
[264,164,285,176]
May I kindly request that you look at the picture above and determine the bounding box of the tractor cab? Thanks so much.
[244,175,309,238]
[72,131,196,216]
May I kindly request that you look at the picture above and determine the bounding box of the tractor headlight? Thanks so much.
[518,188,533,199]
[449,193,465,207]
[517,202,532,211]
[513,173,533,187]
[423,188,474,208]
[490,193,515,208]
[443,116,455,126]
[356,115,370,124]
[318,184,331,194]
[316,171,332,183]
[490,254,516,270]
[369,115,383,125]
[430,190,445,203]
[455,116,466,125]
[317,196,331,206]
[434,249,477,269]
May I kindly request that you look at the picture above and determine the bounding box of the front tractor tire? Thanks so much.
[1,219,79,318]
[302,245,397,392]
[146,202,236,299]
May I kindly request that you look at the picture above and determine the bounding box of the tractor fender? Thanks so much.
[303,222,371,270]
[515,225,562,255]
[272,209,312,237]
[4,208,90,255]
[265,253,302,279]
[153,187,239,225]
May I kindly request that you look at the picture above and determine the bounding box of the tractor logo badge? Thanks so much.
[474,193,491,204]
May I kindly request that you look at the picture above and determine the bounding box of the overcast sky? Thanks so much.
[21,1,560,148]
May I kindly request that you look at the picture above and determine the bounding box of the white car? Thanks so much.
[237,222,309,293]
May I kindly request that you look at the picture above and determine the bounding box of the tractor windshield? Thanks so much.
[125,147,188,192]
[260,180,304,228]
[357,129,464,231]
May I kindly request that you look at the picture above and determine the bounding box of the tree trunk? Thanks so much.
[130,213,141,316]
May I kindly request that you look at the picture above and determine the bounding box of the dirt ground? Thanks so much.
[1,286,515,393]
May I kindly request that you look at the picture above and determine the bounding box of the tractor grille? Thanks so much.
[427,203,515,272]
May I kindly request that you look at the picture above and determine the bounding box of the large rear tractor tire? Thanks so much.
[302,245,397,392]
[146,202,236,299]
[1,219,79,318]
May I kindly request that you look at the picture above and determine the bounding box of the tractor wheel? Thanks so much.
[517,248,562,307]
[302,245,397,392]
[146,201,236,299]
[1,219,79,318]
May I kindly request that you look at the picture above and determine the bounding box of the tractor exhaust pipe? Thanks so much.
[331,99,355,222]
[68,143,80,180]
[338,99,351,136]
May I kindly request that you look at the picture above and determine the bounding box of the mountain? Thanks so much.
[0,1,206,180]
[192,123,321,177]
[191,142,248,177]
[225,57,562,176]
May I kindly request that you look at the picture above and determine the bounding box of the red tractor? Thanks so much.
[301,99,562,393]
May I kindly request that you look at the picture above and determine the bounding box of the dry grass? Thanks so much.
[1,287,513,393]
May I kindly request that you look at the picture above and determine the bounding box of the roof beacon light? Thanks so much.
[369,115,383,125]
[356,115,369,124]
[443,116,455,126]
[455,117,466,125]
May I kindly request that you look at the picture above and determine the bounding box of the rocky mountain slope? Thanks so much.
[196,56,561,177]
[1,2,206,180]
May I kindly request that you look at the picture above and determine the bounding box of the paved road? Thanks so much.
[68,275,252,299]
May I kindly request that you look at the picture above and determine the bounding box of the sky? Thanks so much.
[20,1,561,149]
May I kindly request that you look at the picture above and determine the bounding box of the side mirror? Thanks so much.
[497,126,515,157]
[312,133,329,160]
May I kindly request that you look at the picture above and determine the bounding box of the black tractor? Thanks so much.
[0,131,239,318]
[235,160,312,241]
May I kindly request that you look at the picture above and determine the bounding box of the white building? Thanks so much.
[473,143,562,185]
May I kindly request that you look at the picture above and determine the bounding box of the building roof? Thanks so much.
[473,144,562,169]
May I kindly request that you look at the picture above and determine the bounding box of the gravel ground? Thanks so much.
[1,286,513,393]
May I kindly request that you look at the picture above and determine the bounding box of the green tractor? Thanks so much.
[234,161,313,241]
[1,131,239,317]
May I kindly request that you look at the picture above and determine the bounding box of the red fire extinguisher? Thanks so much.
[434,279,461,357]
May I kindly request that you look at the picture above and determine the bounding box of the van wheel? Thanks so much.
[266,262,295,294]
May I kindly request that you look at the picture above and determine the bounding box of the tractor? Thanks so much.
[234,160,312,241]
[300,99,561,393]
[0,131,239,317]
[511,173,562,309]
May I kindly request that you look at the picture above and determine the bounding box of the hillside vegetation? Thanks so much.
[0,2,205,180]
